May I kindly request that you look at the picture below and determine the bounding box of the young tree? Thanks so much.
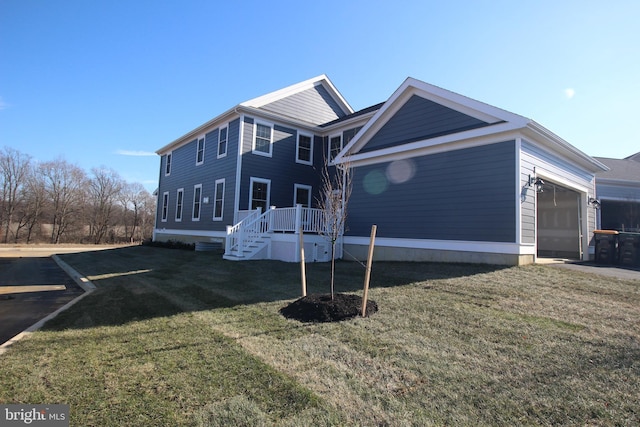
[317,158,353,299]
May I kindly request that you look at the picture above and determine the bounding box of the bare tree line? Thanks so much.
[0,146,156,244]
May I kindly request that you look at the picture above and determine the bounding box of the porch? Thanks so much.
[223,205,341,262]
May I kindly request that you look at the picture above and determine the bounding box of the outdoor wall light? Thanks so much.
[527,175,545,193]
[589,197,601,209]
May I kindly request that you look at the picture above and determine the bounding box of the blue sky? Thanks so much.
[1,1,638,193]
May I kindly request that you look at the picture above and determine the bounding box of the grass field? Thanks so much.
[0,245,638,426]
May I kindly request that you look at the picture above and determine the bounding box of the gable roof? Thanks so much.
[157,75,353,154]
[240,74,353,125]
[625,152,640,162]
[335,77,607,173]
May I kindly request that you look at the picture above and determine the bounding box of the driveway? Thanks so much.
[0,245,124,347]
[0,256,84,345]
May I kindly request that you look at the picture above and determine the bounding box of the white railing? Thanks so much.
[225,205,326,258]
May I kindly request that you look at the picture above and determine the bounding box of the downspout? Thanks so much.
[233,108,244,224]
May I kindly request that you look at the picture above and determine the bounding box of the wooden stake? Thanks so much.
[299,228,307,297]
[361,224,377,317]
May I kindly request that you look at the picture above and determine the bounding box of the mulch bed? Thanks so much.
[280,293,378,323]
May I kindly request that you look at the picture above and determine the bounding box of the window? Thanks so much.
[296,133,313,165]
[161,192,169,221]
[294,184,312,207]
[218,125,228,158]
[165,153,172,175]
[249,178,270,211]
[328,134,342,162]
[213,179,225,220]
[196,137,205,165]
[253,122,272,156]
[175,188,184,221]
[192,184,202,221]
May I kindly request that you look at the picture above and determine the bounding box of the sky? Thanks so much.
[1,0,639,193]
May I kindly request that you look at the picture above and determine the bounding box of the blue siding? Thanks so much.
[361,95,491,153]
[347,141,517,242]
[260,85,347,125]
[239,117,324,210]
[156,118,240,231]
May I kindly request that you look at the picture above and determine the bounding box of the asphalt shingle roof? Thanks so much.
[595,154,640,181]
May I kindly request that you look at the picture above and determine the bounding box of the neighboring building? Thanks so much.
[154,75,608,265]
[594,153,640,231]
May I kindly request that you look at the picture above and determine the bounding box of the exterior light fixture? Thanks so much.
[527,175,545,193]
[588,197,601,209]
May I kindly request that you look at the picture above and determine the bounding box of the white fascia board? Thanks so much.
[156,108,239,155]
[522,122,609,173]
[240,74,354,115]
[336,77,529,163]
[339,123,523,167]
[343,236,536,255]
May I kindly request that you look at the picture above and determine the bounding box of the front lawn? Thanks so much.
[0,246,638,426]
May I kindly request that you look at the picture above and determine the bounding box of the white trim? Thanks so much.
[161,192,169,222]
[338,122,522,166]
[213,178,225,221]
[296,132,314,165]
[234,116,245,223]
[154,228,227,239]
[192,184,202,221]
[164,152,172,176]
[217,124,228,159]
[252,121,273,157]
[195,135,205,165]
[515,138,522,245]
[344,130,522,168]
[175,188,184,222]
[293,183,312,207]
[249,177,271,210]
[343,236,536,255]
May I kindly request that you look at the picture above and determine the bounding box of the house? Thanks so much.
[593,153,640,231]
[154,75,609,265]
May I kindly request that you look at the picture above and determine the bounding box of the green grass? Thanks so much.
[1,245,639,426]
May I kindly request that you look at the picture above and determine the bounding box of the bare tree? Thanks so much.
[0,147,32,243]
[317,158,353,299]
[40,158,88,243]
[88,167,124,244]
[13,163,46,243]
[119,182,152,242]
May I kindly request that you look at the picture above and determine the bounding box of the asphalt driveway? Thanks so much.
[0,256,84,345]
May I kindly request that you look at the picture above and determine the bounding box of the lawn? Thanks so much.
[0,245,638,426]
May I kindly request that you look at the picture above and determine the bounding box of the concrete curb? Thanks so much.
[0,256,97,356]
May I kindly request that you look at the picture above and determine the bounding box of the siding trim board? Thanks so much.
[343,236,536,255]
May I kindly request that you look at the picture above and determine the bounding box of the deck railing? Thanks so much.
[225,205,325,258]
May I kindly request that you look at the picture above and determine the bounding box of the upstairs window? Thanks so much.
[328,135,342,163]
[165,153,172,175]
[161,192,169,221]
[192,184,202,221]
[175,188,184,221]
[253,122,273,156]
[218,125,228,158]
[296,133,313,165]
[196,137,205,165]
[213,179,225,220]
